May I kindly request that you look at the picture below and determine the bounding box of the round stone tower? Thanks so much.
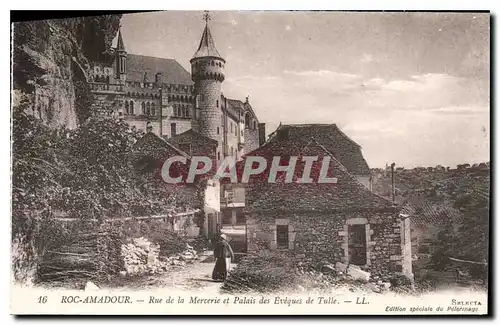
[190,17,225,163]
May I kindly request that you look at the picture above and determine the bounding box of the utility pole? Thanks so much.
[391,162,396,204]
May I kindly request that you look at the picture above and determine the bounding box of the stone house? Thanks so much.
[132,129,221,238]
[243,136,413,280]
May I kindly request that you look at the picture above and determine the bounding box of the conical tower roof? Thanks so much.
[191,24,224,62]
[116,29,125,51]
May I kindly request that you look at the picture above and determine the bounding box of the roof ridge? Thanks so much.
[303,137,394,207]
[147,132,190,158]
[127,53,178,62]
[169,129,219,144]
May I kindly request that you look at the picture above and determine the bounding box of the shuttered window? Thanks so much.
[276,225,289,249]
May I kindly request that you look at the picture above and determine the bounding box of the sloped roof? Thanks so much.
[116,30,125,51]
[126,54,193,84]
[265,124,371,175]
[401,199,463,227]
[167,129,218,147]
[134,132,190,159]
[226,99,245,111]
[248,139,395,213]
[226,97,258,118]
[191,24,224,61]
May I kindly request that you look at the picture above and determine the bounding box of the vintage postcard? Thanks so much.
[10,10,490,315]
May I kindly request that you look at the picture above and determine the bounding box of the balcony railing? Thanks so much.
[90,82,125,93]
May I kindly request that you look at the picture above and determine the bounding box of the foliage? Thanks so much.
[222,251,299,293]
[428,190,489,282]
[11,105,187,283]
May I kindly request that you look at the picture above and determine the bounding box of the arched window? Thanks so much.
[141,102,145,114]
[245,112,251,129]
[253,120,257,130]
[186,107,191,118]
[125,101,129,114]
[130,101,134,115]
[216,99,219,107]
[211,61,215,66]
[151,103,155,116]
[146,102,151,115]
[106,75,110,84]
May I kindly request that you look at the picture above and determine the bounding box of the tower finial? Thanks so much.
[203,10,211,24]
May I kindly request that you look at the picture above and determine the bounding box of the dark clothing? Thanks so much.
[212,239,234,281]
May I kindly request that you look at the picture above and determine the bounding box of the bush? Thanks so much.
[11,107,187,285]
[222,251,299,293]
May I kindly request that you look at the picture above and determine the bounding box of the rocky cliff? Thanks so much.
[12,15,121,129]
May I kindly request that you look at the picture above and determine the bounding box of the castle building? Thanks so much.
[89,18,265,163]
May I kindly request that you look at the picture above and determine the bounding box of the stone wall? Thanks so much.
[244,127,260,155]
[246,210,408,279]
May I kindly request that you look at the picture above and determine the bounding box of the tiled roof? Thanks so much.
[248,139,395,213]
[226,99,244,110]
[265,124,371,175]
[126,54,193,85]
[168,129,218,147]
[191,24,224,61]
[224,97,259,121]
[134,132,190,159]
[400,197,463,227]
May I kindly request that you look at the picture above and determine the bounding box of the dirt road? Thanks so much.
[109,256,235,294]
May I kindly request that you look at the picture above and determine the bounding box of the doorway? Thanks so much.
[348,224,367,265]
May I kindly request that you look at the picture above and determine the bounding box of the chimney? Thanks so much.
[258,123,266,146]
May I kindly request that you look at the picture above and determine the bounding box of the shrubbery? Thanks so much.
[222,251,300,293]
[11,106,186,284]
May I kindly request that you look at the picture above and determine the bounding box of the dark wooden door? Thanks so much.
[348,224,367,265]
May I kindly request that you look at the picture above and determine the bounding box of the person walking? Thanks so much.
[212,233,235,282]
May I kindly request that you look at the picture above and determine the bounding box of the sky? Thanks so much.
[117,11,490,168]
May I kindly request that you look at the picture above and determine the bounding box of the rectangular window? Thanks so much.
[171,123,177,137]
[276,225,289,249]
